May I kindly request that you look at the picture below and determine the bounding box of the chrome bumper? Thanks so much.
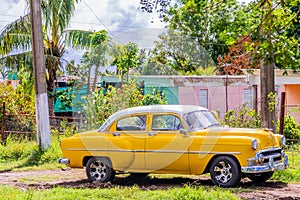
[58,158,70,165]
[242,153,289,173]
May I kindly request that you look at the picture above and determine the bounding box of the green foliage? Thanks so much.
[0,83,35,134]
[82,81,167,130]
[248,0,300,71]
[111,42,139,83]
[281,116,300,142]
[52,88,75,110]
[165,0,247,65]
[223,104,261,128]
[0,136,36,162]
[0,135,62,165]
[142,88,168,105]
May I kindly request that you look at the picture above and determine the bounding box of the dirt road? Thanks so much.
[0,168,299,199]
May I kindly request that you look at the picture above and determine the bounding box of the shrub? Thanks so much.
[82,80,167,130]
[223,104,261,128]
[282,116,300,143]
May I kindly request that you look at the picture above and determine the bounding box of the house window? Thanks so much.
[243,89,252,108]
[199,89,208,108]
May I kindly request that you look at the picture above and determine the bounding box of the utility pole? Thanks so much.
[30,0,51,150]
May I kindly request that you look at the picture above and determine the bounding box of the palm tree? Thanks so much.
[66,30,109,95]
[0,0,108,115]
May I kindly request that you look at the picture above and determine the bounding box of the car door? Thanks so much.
[107,114,147,171]
[145,113,191,174]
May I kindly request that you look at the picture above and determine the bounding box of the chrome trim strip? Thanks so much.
[65,148,240,155]
[189,151,241,155]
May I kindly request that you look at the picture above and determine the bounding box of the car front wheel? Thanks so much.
[86,157,115,183]
[210,156,241,187]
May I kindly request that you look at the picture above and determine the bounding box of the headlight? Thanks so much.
[252,139,258,150]
[280,136,286,147]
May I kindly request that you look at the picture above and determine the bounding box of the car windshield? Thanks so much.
[184,110,220,130]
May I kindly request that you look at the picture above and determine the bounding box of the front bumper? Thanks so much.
[242,149,289,173]
[58,158,70,165]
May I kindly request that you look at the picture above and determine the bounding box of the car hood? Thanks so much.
[203,127,277,149]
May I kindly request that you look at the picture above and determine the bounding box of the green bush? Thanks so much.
[83,80,167,130]
[0,135,62,165]
[282,116,300,142]
[223,104,261,128]
[0,136,36,162]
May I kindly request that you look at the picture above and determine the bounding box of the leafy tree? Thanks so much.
[217,35,260,75]
[164,0,248,66]
[111,42,139,84]
[66,30,109,94]
[243,0,300,130]
[151,30,216,74]
[139,48,178,75]
[0,0,82,115]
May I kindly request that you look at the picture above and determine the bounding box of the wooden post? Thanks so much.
[1,102,5,145]
[279,92,286,135]
[30,0,51,150]
[252,85,258,112]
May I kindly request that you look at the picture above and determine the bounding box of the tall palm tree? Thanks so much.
[0,0,108,115]
[66,30,109,95]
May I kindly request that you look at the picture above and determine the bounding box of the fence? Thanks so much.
[1,102,85,145]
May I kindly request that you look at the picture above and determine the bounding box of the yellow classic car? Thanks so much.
[59,105,288,187]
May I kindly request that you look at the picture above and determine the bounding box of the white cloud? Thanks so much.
[0,0,27,32]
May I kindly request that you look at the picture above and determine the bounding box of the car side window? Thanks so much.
[152,114,182,131]
[116,115,146,131]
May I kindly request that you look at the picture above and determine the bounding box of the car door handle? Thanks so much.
[112,132,120,136]
[148,132,156,136]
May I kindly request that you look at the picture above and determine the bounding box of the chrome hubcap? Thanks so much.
[90,161,107,180]
[213,161,233,183]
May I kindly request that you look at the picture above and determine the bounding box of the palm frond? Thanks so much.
[64,29,108,50]
[0,14,32,56]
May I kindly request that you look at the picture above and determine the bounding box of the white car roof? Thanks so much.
[99,105,207,131]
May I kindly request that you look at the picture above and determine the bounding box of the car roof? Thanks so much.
[114,105,208,117]
[99,105,208,131]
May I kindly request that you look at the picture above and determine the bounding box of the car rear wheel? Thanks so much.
[210,156,241,187]
[248,172,274,183]
[86,157,115,183]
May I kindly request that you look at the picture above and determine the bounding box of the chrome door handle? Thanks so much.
[148,132,156,136]
[112,132,120,136]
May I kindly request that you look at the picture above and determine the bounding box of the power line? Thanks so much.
[82,0,119,43]
[70,20,165,30]
[0,14,20,18]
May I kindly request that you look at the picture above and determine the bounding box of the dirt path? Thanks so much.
[0,168,299,199]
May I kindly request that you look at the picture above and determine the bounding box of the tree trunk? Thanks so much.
[87,67,91,97]
[47,67,57,117]
[260,60,276,132]
[92,64,100,92]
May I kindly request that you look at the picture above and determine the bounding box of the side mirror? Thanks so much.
[179,128,188,134]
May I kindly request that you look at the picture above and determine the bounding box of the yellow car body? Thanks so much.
[59,105,288,187]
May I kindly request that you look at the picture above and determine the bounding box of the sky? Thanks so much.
[0,0,251,67]
[0,0,166,49]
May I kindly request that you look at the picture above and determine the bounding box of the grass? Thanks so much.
[0,135,63,172]
[271,150,300,183]
[0,185,240,200]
